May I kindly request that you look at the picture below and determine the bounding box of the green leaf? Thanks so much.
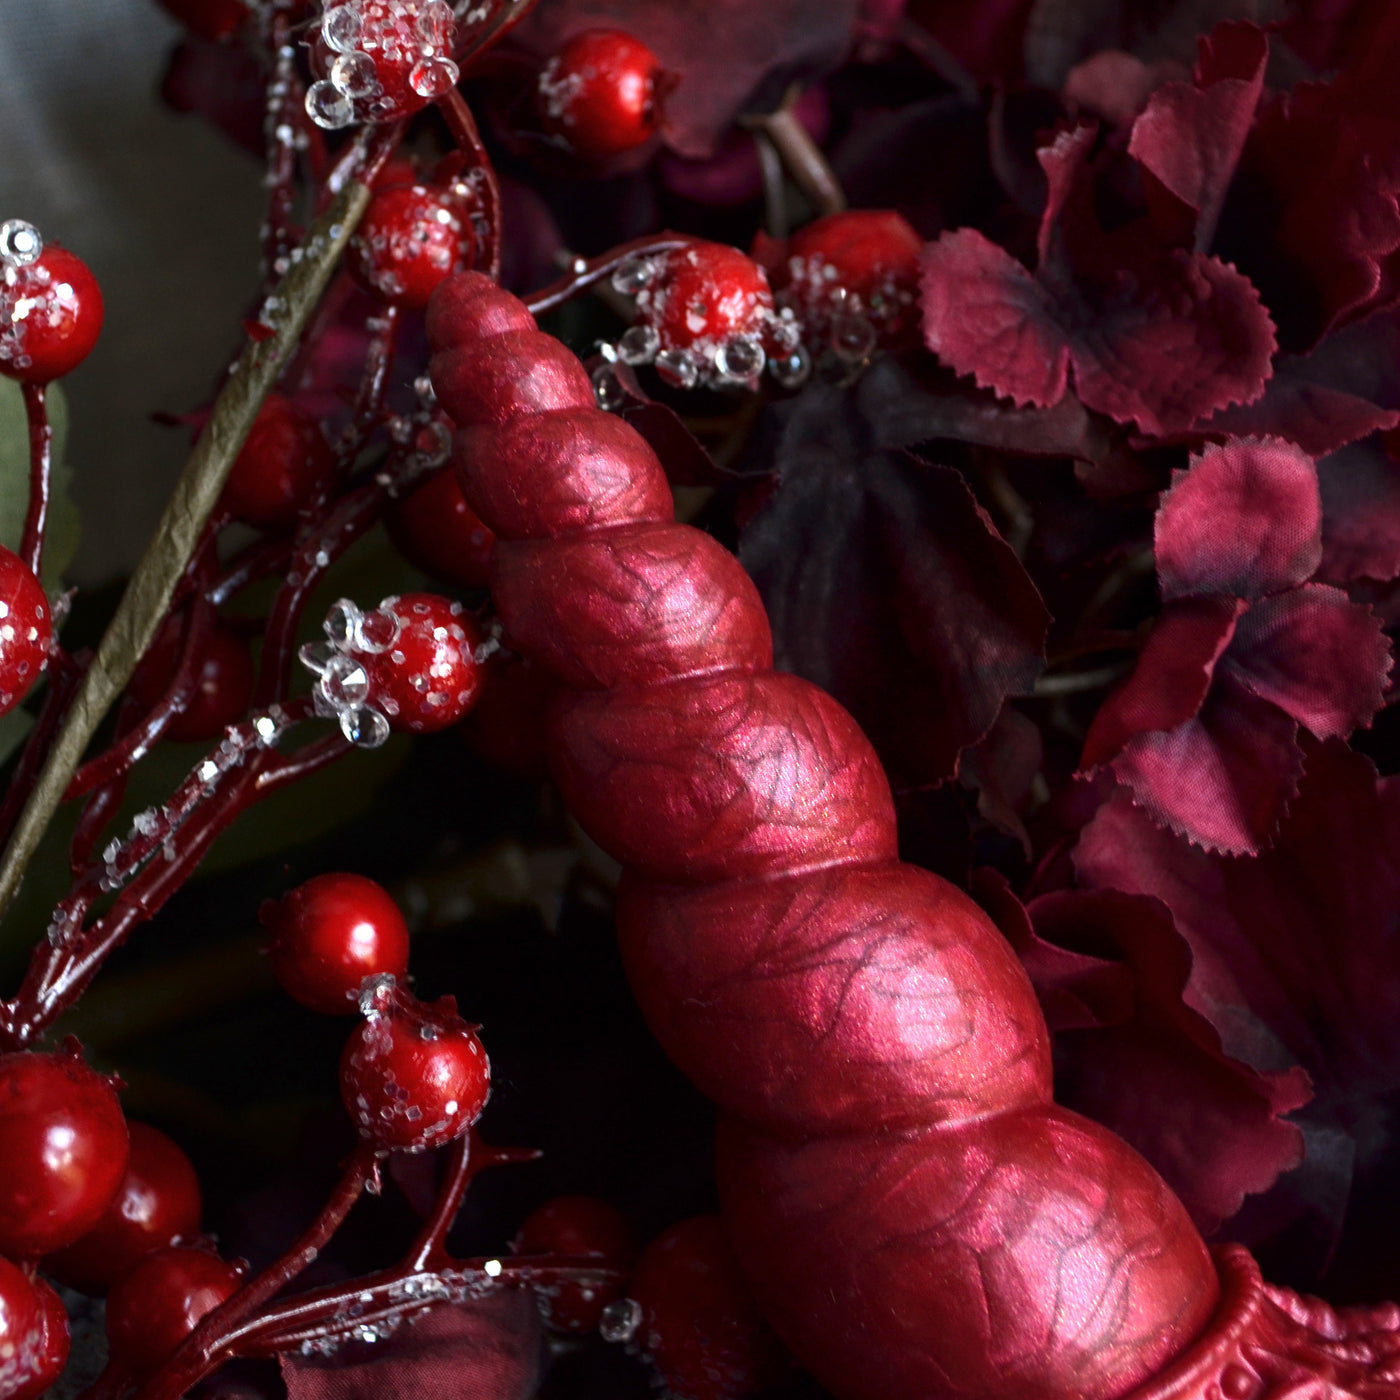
[0,378,80,589]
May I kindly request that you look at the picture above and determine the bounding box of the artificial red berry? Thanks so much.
[262,872,410,1015]
[128,615,256,743]
[536,29,666,159]
[0,545,50,718]
[513,1195,632,1332]
[628,242,774,388]
[306,0,459,131]
[348,183,477,311]
[153,0,249,41]
[628,1216,789,1400]
[44,1122,203,1294]
[0,224,104,383]
[386,466,495,588]
[105,1245,242,1378]
[770,209,924,350]
[219,392,335,531]
[0,1258,69,1400]
[339,981,490,1152]
[0,1048,129,1260]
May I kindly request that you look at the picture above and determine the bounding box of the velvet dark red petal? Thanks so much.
[1155,439,1323,601]
[1316,438,1400,582]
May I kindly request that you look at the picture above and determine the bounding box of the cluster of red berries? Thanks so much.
[0,1045,239,1395]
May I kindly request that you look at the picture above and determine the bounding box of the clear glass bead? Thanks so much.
[322,1,362,53]
[0,220,42,269]
[409,56,459,98]
[413,420,451,466]
[617,324,660,366]
[356,607,401,654]
[654,348,698,390]
[592,364,624,411]
[598,1298,642,1344]
[341,706,391,748]
[324,599,361,648]
[830,311,876,364]
[297,641,336,676]
[715,335,765,381]
[610,257,655,296]
[331,50,380,99]
[415,0,454,43]
[321,653,370,707]
[306,80,356,130]
[770,345,811,389]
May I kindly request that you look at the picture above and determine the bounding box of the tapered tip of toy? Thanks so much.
[426,272,534,352]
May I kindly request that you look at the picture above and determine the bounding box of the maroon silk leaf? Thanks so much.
[1127,22,1267,252]
[279,1295,544,1400]
[957,705,1044,855]
[979,874,1309,1235]
[1202,370,1400,457]
[1075,744,1400,1248]
[511,0,859,158]
[1221,584,1391,738]
[1154,439,1323,601]
[1108,673,1305,854]
[1081,596,1243,769]
[738,377,1049,787]
[1063,51,1168,130]
[1317,439,1400,582]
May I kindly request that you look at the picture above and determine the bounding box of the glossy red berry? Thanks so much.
[629,242,774,388]
[773,209,924,349]
[339,982,490,1152]
[262,872,410,1015]
[220,392,335,531]
[306,0,458,131]
[353,594,485,734]
[0,546,50,718]
[386,466,495,588]
[513,1195,632,1332]
[537,29,666,159]
[0,1048,129,1259]
[0,1259,69,1400]
[44,1122,203,1294]
[629,1215,789,1400]
[105,1245,242,1378]
[0,226,104,383]
[153,0,249,41]
[348,184,477,311]
[128,615,255,743]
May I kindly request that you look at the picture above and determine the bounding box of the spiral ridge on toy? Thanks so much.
[428,271,1400,1400]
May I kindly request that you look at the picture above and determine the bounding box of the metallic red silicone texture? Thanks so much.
[428,270,1400,1400]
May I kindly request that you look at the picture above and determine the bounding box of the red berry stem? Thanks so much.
[0,647,81,856]
[18,382,52,580]
[743,93,847,222]
[261,22,313,284]
[334,306,399,467]
[435,88,503,282]
[522,233,694,317]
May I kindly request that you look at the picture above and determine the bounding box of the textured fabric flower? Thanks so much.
[1080,437,1392,853]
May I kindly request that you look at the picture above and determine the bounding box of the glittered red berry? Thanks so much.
[0,1049,128,1260]
[106,1245,242,1378]
[340,982,490,1152]
[0,1258,69,1400]
[0,224,103,383]
[386,466,495,588]
[44,1122,202,1294]
[219,392,335,531]
[537,28,666,159]
[153,0,249,41]
[262,872,410,1016]
[0,545,50,717]
[348,183,477,311]
[629,1216,789,1400]
[305,0,459,131]
[772,209,923,350]
[128,615,256,743]
[629,242,774,388]
[514,1195,632,1332]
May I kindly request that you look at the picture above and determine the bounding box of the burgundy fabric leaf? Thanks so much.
[1063,51,1171,130]
[1074,743,1400,1253]
[280,1294,543,1400]
[1127,22,1267,251]
[1317,438,1400,582]
[1202,370,1400,458]
[1081,596,1243,769]
[596,362,722,486]
[920,230,1070,408]
[1155,438,1322,601]
[1109,672,1306,854]
[956,704,1044,854]
[738,375,1049,787]
[904,0,1038,81]
[511,0,859,158]
[1222,584,1391,738]
[160,37,266,157]
[1035,122,1098,269]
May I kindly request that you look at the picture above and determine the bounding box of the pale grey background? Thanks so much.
[0,3,265,583]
